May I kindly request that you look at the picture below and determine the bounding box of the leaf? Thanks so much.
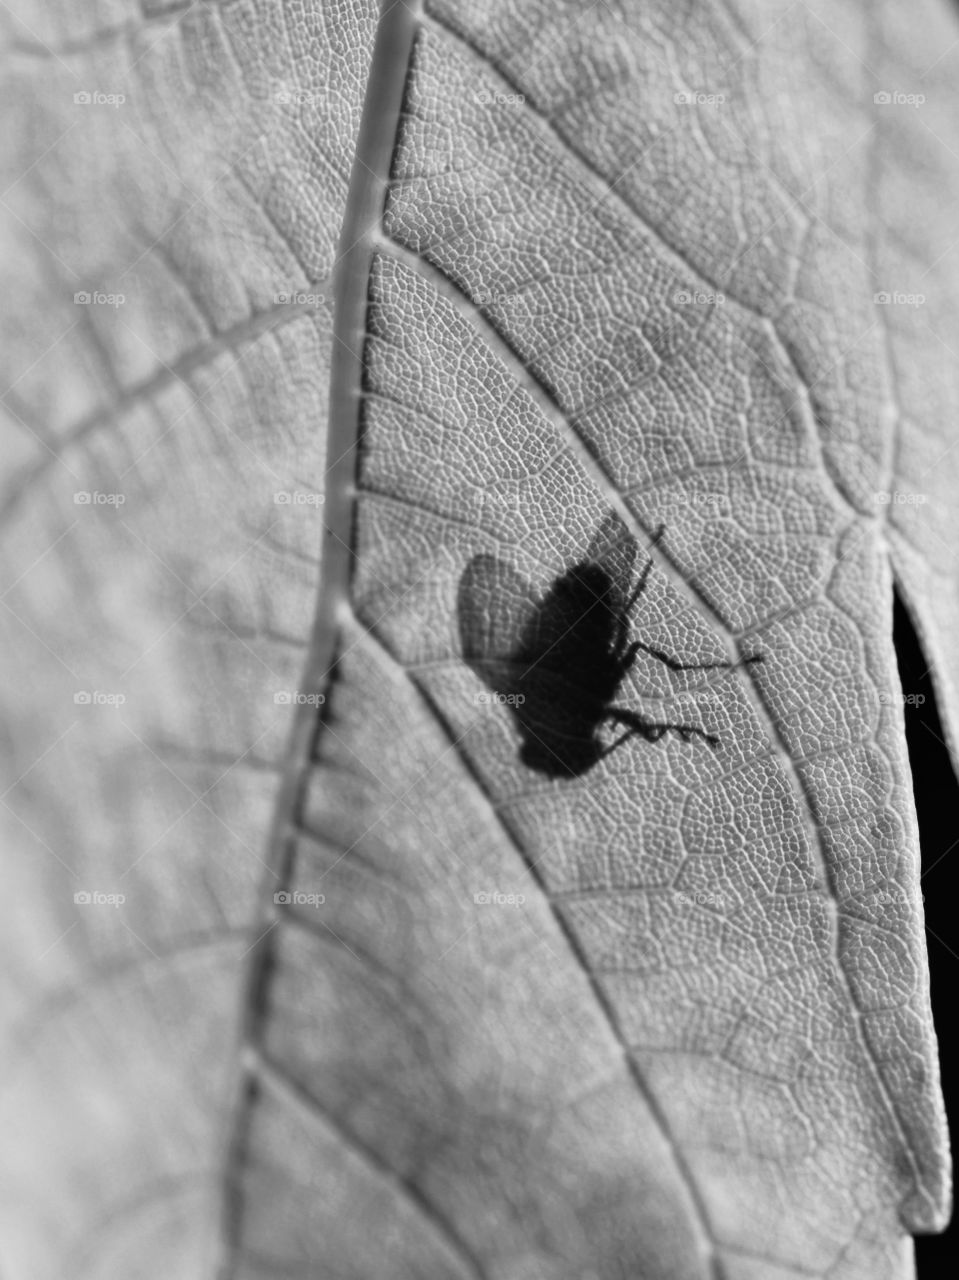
[1,1,956,1278]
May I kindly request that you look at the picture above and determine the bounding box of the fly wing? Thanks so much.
[460,552,604,702]
[585,510,667,615]
[457,553,538,690]
[583,510,639,610]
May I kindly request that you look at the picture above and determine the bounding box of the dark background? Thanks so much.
[895,590,957,1273]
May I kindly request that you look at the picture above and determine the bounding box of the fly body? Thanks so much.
[458,513,762,777]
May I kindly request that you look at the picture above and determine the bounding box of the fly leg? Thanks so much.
[606,705,719,749]
[613,525,666,673]
[620,524,763,674]
[596,721,670,764]
[632,642,763,673]
[622,523,665,615]
[597,725,646,760]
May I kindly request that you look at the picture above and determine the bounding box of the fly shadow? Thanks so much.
[458,512,763,777]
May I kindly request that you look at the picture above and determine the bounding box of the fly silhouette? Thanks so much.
[458,513,763,777]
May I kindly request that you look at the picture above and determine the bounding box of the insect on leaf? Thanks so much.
[2,1,958,1278]
[459,513,754,775]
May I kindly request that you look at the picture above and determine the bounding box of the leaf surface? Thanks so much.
[1,1,957,1278]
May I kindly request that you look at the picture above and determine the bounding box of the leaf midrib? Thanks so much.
[222,2,935,1274]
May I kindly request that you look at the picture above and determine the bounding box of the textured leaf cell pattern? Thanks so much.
[2,1,959,1279]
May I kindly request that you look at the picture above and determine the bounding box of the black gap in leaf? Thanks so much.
[895,587,958,1266]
